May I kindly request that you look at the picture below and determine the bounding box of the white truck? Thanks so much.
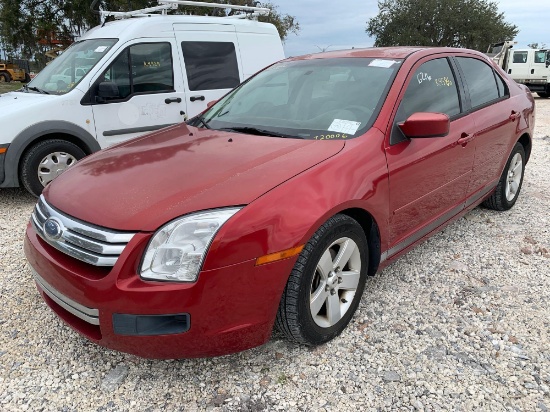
[488,41,550,98]
[0,1,284,196]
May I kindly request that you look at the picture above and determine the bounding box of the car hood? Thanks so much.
[0,91,55,117]
[45,124,345,231]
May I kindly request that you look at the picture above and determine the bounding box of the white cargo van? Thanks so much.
[0,1,284,196]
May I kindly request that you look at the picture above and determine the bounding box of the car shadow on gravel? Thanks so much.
[0,187,37,204]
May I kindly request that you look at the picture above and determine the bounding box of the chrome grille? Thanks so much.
[31,195,136,267]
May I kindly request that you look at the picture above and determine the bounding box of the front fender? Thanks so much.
[203,129,390,272]
[0,121,101,187]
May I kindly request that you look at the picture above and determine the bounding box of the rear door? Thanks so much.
[454,56,518,201]
[385,56,476,252]
[88,39,187,147]
[174,24,243,117]
[507,50,530,80]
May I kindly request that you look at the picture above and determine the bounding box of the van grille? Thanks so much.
[31,195,136,267]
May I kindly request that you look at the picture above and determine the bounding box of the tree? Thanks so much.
[366,0,518,52]
[527,43,546,49]
[0,0,299,61]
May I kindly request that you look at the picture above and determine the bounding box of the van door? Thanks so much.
[174,24,243,117]
[88,39,187,147]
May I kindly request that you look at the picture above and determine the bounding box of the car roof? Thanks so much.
[288,47,486,61]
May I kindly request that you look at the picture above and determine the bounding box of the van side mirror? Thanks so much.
[97,82,120,99]
[398,112,450,138]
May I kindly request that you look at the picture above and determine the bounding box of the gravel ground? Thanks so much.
[1,98,549,412]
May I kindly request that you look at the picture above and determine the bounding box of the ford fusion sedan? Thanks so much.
[24,47,534,358]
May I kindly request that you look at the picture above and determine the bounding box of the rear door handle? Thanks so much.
[509,110,520,121]
[165,97,182,104]
[190,95,205,102]
[457,133,474,146]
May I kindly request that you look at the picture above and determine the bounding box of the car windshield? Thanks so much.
[194,57,402,140]
[27,39,117,95]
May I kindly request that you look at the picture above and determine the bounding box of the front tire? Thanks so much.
[20,139,86,197]
[276,214,368,345]
[537,92,549,98]
[483,142,526,211]
[0,72,10,83]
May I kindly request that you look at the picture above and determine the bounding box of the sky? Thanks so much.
[275,0,550,57]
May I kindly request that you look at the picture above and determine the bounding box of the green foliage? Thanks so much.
[527,43,546,49]
[366,0,518,51]
[0,0,299,62]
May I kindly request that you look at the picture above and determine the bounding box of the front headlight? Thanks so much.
[140,208,241,282]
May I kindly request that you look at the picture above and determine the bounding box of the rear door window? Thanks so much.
[456,57,501,109]
[513,51,528,63]
[181,42,240,91]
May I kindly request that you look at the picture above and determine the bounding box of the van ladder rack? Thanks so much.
[100,0,270,20]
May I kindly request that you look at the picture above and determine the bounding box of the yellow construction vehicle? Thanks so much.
[0,62,29,83]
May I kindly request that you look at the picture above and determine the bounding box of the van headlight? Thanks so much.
[140,208,241,282]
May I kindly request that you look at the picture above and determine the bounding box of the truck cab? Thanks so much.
[488,41,550,98]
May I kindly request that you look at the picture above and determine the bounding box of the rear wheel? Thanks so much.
[483,142,525,211]
[276,214,368,345]
[22,73,31,83]
[20,139,86,197]
[537,92,549,98]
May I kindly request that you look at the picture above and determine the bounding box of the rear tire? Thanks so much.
[483,142,525,211]
[537,92,549,98]
[276,214,368,345]
[20,139,86,197]
[22,73,31,83]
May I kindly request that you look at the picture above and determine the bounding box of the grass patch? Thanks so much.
[0,82,25,94]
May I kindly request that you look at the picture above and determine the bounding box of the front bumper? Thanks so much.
[24,223,296,359]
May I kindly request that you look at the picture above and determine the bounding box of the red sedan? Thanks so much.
[24,47,534,358]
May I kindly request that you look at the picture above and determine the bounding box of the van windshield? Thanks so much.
[193,58,402,140]
[27,39,118,95]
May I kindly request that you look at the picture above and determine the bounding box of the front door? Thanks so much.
[89,39,187,147]
[174,24,243,117]
[385,56,475,254]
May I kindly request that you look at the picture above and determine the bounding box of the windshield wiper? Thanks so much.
[194,115,211,129]
[220,127,303,139]
[25,86,50,95]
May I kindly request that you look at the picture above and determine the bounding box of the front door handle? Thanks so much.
[190,95,205,102]
[509,110,520,121]
[165,97,182,104]
[457,133,474,146]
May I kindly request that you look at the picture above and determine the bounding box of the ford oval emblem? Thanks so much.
[44,218,63,241]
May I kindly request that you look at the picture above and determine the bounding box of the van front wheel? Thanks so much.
[20,139,86,197]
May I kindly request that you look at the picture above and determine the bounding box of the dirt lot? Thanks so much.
[0,97,549,411]
[0,83,24,94]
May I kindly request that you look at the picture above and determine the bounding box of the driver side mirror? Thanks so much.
[398,112,450,138]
